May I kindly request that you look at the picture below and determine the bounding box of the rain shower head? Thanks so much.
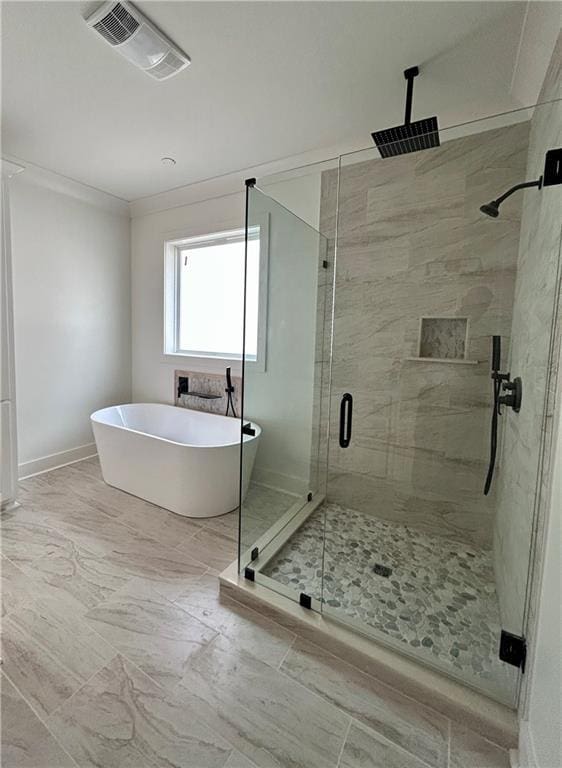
[371,67,440,158]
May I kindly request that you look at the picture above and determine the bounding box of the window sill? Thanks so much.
[161,352,265,374]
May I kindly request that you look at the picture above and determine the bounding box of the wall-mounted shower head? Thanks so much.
[479,178,542,219]
[480,148,562,219]
[480,201,500,218]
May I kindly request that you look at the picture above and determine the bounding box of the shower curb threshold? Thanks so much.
[219,560,518,750]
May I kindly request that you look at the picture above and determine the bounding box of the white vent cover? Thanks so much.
[86,1,190,80]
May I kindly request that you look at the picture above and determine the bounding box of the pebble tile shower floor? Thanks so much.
[263,503,515,702]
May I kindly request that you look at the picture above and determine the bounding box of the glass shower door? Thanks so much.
[239,183,333,606]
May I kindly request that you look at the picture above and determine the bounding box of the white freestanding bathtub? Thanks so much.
[90,403,261,518]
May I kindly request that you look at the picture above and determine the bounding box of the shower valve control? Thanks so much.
[498,376,522,414]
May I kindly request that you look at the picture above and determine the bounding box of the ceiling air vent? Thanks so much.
[86,1,190,80]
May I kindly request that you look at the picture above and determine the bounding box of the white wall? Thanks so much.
[131,172,322,491]
[10,172,131,475]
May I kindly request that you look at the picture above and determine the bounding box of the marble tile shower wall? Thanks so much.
[319,122,530,547]
[494,36,562,633]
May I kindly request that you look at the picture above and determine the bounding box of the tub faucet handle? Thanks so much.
[177,376,189,399]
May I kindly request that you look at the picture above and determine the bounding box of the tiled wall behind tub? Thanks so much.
[174,369,242,417]
[320,121,530,547]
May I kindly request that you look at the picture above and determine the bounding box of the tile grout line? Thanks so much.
[448,720,514,759]
[275,663,360,724]
[277,659,445,768]
[335,717,353,768]
[280,628,453,727]
[276,635,296,671]
[350,717,439,768]
[22,582,169,723]
[214,589,298,645]
[160,632,265,763]
[177,609,353,756]
[172,631,349,768]
[1,670,80,768]
[40,648,121,721]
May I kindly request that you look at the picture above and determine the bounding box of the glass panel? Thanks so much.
[319,98,561,706]
[239,184,333,607]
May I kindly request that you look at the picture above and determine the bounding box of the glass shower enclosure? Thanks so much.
[238,98,562,708]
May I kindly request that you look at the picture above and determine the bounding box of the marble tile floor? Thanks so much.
[1,458,511,767]
[263,503,516,704]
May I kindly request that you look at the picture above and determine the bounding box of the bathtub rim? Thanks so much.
[90,402,261,450]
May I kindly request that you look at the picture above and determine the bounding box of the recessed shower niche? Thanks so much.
[418,316,468,361]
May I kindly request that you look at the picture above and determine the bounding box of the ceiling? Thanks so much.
[1,1,539,201]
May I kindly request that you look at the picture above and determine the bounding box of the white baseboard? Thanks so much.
[18,444,97,479]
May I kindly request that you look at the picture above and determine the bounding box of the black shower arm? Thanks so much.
[493,177,542,206]
[403,66,419,125]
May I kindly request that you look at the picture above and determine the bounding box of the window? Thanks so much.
[164,221,268,366]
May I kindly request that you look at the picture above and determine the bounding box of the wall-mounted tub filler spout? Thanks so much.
[480,147,562,218]
[177,376,221,401]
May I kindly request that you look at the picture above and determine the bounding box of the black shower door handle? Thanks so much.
[339,393,353,448]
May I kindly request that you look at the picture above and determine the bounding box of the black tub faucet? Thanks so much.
[225,367,237,418]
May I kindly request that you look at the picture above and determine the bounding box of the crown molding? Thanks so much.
[128,139,366,219]
[1,159,25,179]
[2,154,130,217]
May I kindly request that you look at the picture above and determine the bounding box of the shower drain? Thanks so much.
[373,563,393,578]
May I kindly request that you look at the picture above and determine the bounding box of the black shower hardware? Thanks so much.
[371,66,440,158]
[225,367,237,418]
[339,393,353,448]
[480,147,562,218]
[483,336,523,495]
[177,376,221,401]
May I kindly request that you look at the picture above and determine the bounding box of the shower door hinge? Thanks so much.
[499,630,527,672]
[322,260,329,269]
[307,492,313,502]
[299,592,312,609]
[250,546,259,561]
[244,567,255,582]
